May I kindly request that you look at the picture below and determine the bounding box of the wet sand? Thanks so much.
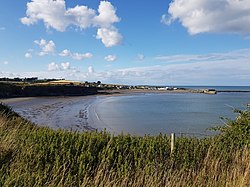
[0,96,102,131]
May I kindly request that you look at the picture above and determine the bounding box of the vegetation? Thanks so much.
[0,82,99,98]
[0,104,249,186]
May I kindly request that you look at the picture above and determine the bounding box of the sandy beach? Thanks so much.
[0,96,101,131]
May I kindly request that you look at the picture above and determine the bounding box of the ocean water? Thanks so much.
[93,92,250,136]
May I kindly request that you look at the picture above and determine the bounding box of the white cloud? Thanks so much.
[48,62,60,71]
[61,62,71,70]
[0,27,6,31]
[59,49,71,57]
[59,49,93,60]
[104,55,117,62]
[21,0,122,47]
[93,1,120,27]
[96,27,122,47]
[154,49,250,63]
[66,5,96,30]
[84,49,250,85]
[25,52,32,58]
[137,54,145,61]
[34,39,56,56]
[3,61,9,65]
[72,52,93,60]
[88,66,95,74]
[48,62,72,71]
[163,0,250,35]
[21,0,75,31]
[5,49,250,85]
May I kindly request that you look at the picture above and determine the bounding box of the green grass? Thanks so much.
[0,104,249,186]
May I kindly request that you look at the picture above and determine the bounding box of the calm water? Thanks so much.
[93,92,250,136]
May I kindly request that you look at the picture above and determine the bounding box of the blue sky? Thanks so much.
[0,0,250,85]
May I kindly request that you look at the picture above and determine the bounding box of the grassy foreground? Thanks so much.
[0,104,249,187]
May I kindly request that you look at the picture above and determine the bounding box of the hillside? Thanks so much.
[0,82,99,98]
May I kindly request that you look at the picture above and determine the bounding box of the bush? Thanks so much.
[213,108,250,148]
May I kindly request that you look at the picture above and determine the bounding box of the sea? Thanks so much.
[92,86,250,136]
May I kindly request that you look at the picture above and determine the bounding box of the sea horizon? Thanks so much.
[174,85,250,91]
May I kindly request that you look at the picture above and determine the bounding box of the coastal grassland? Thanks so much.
[0,104,249,186]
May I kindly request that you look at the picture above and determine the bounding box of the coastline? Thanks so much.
[0,96,98,132]
[0,95,124,132]
[1,89,249,135]
[0,91,186,133]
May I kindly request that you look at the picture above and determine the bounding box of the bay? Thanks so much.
[2,87,250,136]
[92,92,250,136]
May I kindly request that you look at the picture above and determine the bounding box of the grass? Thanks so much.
[0,103,249,186]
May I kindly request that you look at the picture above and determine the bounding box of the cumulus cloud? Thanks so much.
[104,55,117,62]
[21,0,122,47]
[21,0,69,31]
[93,1,120,27]
[59,49,93,60]
[4,49,250,85]
[61,62,71,70]
[59,49,71,57]
[48,62,72,71]
[163,0,250,35]
[48,62,60,71]
[25,52,32,58]
[96,27,122,47]
[72,52,93,60]
[88,66,95,74]
[84,49,250,85]
[34,39,56,56]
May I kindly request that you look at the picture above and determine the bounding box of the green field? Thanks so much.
[0,104,249,186]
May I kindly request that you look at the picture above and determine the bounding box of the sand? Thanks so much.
[0,96,101,131]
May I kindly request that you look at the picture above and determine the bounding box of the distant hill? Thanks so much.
[0,82,99,98]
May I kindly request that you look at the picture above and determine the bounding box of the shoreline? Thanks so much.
[1,90,249,135]
[0,95,124,133]
[1,88,249,101]
[100,89,250,96]
[0,96,98,132]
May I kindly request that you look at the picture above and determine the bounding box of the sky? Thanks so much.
[0,0,250,86]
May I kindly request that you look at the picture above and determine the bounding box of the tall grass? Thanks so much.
[0,104,249,186]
